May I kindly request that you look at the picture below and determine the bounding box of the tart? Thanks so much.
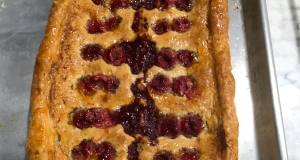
[26,0,238,159]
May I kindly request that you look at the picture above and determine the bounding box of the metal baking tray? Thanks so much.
[0,0,288,159]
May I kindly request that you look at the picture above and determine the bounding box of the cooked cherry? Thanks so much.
[153,151,176,160]
[158,116,181,139]
[71,139,96,160]
[122,36,157,74]
[177,50,194,67]
[132,0,155,10]
[127,141,139,160]
[143,0,156,10]
[172,76,193,97]
[150,74,171,93]
[78,74,120,95]
[105,16,122,31]
[178,148,199,160]
[110,0,130,11]
[104,45,126,66]
[175,0,194,12]
[113,80,159,145]
[153,20,171,35]
[181,114,203,138]
[156,48,177,70]
[78,76,100,95]
[91,74,120,94]
[95,142,116,160]
[87,19,106,34]
[81,44,103,62]
[72,108,113,129]
[155,0,175,10]
[91,0,104,5]
[172,17,191,33]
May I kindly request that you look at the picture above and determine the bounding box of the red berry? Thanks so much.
[95,142,116,160]
[78,76,100,95]
[156,48,177,70]
[172,76,193,97]
[110,0,130,12]
[179,148,200,160]
[155,0,175,10]
[81,44,103,62]
[104,45,126,66]
[153,151,176,160]
[72,108,113,129]
[87,19,106,34]
[181,114,203,138]
[177,50,194,67]
[158,116,181,139]
[150,74,171,93]
[175,0,194,12]
[153,20,171,35]
[71,140,96,160]
[172,17,191,33]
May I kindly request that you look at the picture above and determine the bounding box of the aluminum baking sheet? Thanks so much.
[0,0,288,159]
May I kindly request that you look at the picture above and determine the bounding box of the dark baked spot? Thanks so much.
[218,128,227,152]
[127,141,139,160]
[131,11,149,33]
[91,0,104,5]
[105,16,122,31]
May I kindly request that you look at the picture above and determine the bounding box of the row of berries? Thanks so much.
[87,15,191,35]
[77,73,198,99]
[81,38,195,74]
[72,139,199,160]
[72,140,116,160]
[91,0,194,12]
[72,107,203,138]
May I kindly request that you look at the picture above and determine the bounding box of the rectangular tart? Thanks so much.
[26,0,238,159]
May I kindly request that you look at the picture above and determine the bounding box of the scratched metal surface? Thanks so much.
[0,0,287,159]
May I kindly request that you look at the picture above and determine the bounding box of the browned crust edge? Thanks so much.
[210,0,239,159]
[25,0,74,159]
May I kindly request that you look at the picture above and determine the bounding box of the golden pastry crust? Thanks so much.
[26,0,238,159]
